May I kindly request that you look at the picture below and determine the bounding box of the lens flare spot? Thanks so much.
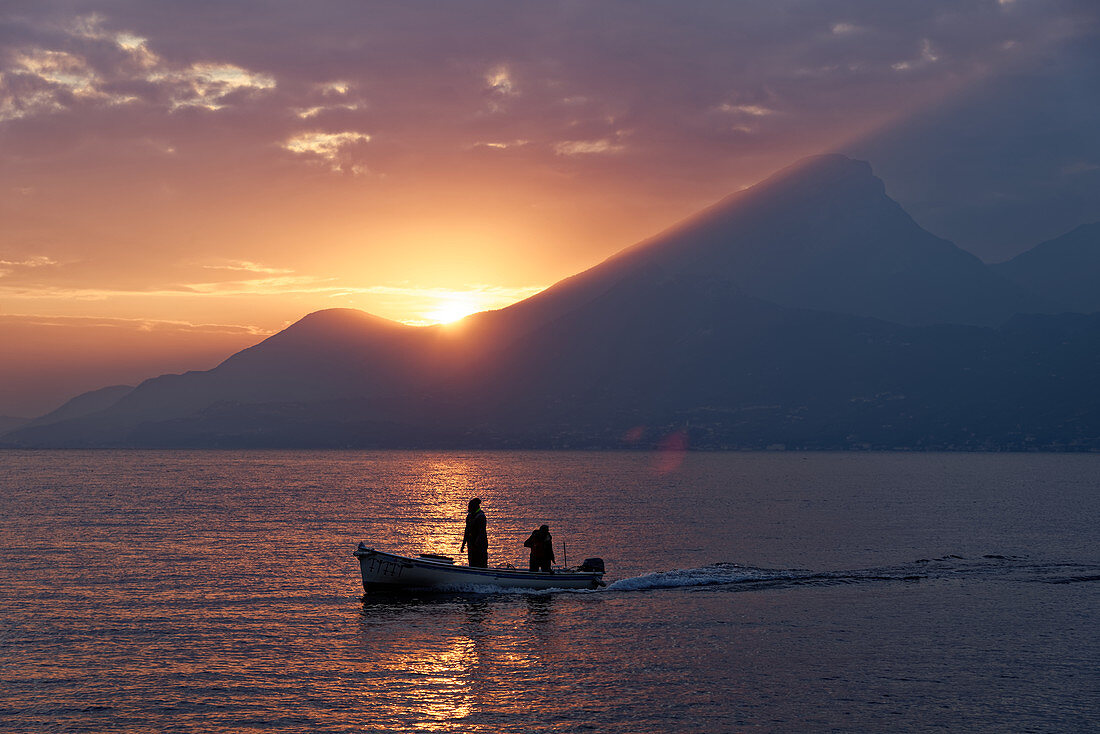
[653,430,689,475]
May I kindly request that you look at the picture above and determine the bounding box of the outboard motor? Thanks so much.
[579,557,605,573]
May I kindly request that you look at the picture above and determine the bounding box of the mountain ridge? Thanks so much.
[991,222,1100,314]
[5,154,1098,449]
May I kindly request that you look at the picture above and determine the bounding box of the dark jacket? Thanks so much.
[463,509,487,551]
[523,529,555,562]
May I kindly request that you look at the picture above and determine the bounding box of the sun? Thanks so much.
[427,295,479,324]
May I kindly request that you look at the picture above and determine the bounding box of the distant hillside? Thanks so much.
[4,154,1097,450]
[0,415,29,434]
[463,282,1100,449]
[13,288,1097,451]
[22,384,134,430]
[991,222,1100,314]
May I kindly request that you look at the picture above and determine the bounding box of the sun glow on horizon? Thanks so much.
[424,293,483,325]
[379,284,545,327]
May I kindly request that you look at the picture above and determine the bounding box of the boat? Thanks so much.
[354,543,606,592]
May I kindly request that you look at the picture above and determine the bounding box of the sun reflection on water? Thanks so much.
[400,459,482,558]
[356,599,495,731]
[400,636,477,729]
[361,458,486,560]
[354,594,568,731]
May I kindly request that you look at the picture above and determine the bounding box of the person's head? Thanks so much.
[468,498,482,511]
[540,524,549,532]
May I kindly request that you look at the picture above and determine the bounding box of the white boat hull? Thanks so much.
[354,545,605,592]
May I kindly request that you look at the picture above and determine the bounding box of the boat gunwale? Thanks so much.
[354,546,604,583]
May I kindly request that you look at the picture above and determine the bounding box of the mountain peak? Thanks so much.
[591,152,1043,327]
[223,308,413,368]
[292,308,408,331]
[767,153,874,184]
[627,155,886,252]
[717,153,884,213]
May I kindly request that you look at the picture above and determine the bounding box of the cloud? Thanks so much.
[282,130,372,173]
[0,274,546,318]
[0,312,273,336]
[0,255,57,268]
[554,138,625,155]
[485,65,515,95]
[470,139,529,150]
[12,48,98,92]
[180,274,338,296]
[0,255,58,277]
[320,81,349,95]
[1061,160,1099,176]
[892,39,940,72]
[1,48,117,121]
[149,62,275,110]
[717,103,776,117]
[295,102,360,119]
[201,260,295,275]
[0,13,276,121]
[831,23,865,36]
[0,273,332,300]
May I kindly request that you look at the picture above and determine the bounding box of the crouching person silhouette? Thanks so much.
[523,524,555,573]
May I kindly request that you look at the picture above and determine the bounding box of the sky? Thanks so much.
[1,0,1098,416]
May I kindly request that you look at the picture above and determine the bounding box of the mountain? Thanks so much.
[96,309,444,423]
[21,384,135,429]
[991,222,1100,314]
[2,309,451,446]
[422,274,1100,450]
[14,283,1097,450]
[0,415,29,434]
[449,154,1050,357]
[4,154,1096,450]
[550,154,1051,327]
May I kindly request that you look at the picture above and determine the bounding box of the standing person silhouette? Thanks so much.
[460,498,488,568]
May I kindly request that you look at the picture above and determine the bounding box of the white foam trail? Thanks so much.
[605,563,790,591]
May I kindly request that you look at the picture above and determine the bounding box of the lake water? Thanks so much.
[1,450,1097,732]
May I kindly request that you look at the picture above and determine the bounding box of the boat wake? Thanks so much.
[602,555,1100,594]
[604,563,809,592]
